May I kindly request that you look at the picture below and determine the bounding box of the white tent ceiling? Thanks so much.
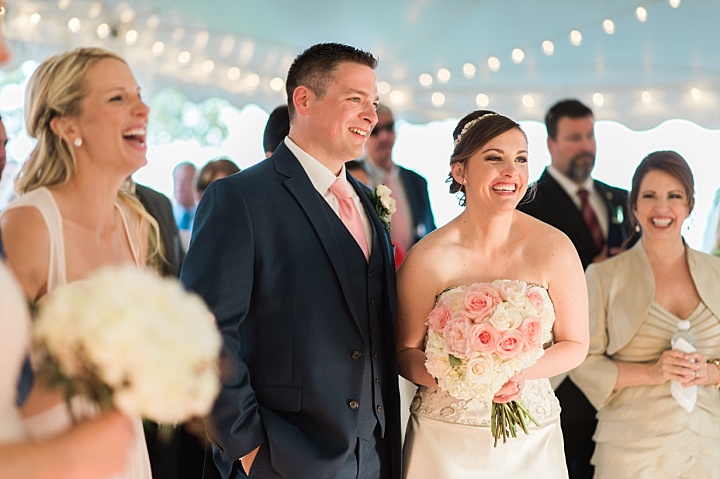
[4,0,720,129]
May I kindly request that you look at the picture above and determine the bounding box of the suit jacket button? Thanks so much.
[351,351,362,360]
[373,351,378,358]
[369,298,376,305]
[349,400,360,410]
[376,405,383,413]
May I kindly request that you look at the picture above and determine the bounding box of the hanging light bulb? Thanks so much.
[636,7,648,22]
[488,56,500,72]
[431,92,445,107]
[475,93,490,108]
[511,48,525,64]
[542,40,554,56]
[419,73,433,87]
[603,19,615,35]
[463,63,476,78]
[389,90,405,104]
[570,30,582,46]
[437,68,451,84]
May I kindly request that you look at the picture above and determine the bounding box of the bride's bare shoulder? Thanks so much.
[399,223,461,281]
[515,210,574,250]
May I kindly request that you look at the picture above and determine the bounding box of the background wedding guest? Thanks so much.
[172,161,197,250]
[181,42,402,478]
[701,187,719,256]
[0,114,19,210]
[570,150,720,478]
[361,104,435,256]
[397,110,588,478]
[346,159,372,187]
[0,113,7,178]
[263,105,290,157]
[129,178,184,278]
[517,98,633,478]
[195,157,240,199]
[0,46,156,479]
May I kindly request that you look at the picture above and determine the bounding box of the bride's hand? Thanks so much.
[493,371,525,404]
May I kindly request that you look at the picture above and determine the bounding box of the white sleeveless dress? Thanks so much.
[1,187,152,479]
[0,261,30,444]
[402,283,568,479]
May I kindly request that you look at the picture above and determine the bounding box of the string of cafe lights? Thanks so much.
[3,0,715,126]
[414,0,697,111]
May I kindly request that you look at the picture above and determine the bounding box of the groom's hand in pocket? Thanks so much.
[240,446,260,475]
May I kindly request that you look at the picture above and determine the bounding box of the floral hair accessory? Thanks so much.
[369,184,396,233]
[454,113,498,146]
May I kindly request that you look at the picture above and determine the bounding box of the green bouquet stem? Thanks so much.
[491,400,540,447]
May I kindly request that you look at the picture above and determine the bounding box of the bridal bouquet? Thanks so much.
[424,280,555,446]
[33,266,222,424]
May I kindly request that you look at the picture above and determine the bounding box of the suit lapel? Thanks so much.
[540,171,597,253]
[272,146,361,330]
[352,174,397,322]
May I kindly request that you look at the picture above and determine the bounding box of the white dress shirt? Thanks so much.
[285,137,372,255]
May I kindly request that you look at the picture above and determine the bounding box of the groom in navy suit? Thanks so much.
[180,43,401,478]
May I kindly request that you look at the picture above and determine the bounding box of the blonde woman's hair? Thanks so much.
[17,47,161,265]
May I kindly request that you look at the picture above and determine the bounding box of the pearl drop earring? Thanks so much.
[73,137,83,147]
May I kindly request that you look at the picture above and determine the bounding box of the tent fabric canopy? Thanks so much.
[5,0,720,129]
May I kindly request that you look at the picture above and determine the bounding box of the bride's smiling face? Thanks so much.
[452,128,528,210]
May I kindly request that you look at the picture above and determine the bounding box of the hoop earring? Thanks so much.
[73,137,83,147]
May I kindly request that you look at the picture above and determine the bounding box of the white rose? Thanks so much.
[489,303,524,331]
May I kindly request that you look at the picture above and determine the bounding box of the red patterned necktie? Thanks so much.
[329,179,369,260]
[577,188,604,250]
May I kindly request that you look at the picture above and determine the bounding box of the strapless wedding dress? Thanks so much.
[402,281,568,479]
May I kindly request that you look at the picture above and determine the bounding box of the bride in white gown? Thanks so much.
[396,110,589,478]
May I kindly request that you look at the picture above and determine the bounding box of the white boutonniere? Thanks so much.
[370,184,396,234]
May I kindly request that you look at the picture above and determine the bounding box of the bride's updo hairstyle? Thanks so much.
[448,110,524,206]
[18,47,125,193]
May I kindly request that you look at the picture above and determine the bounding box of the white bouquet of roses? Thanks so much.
[33,266,221,423]
[424,280,555,446]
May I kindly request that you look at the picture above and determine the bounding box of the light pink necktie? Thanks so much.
[329,179,369,260]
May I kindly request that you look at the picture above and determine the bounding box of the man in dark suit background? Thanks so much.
[133,182,185,277]
[361,105,435,259]
[181,43,401,478]
[518,99,632,478]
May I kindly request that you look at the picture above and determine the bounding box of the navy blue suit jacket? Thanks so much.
[397,167,436,245]
[180,143,401,478]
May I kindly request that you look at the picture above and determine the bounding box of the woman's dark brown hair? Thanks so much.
[448,110,525,206]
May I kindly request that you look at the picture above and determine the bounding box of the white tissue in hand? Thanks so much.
[670,337,697,413]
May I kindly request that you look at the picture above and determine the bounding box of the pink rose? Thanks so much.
[468,323,501,352]
[444,315,469,359]
[520,316,543,351]
[463,285,502,321]
[526,287,548,312]
[427,303,452,332]
[496,329,524,359]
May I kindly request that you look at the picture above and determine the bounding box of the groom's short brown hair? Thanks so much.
[285,43,377,121]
